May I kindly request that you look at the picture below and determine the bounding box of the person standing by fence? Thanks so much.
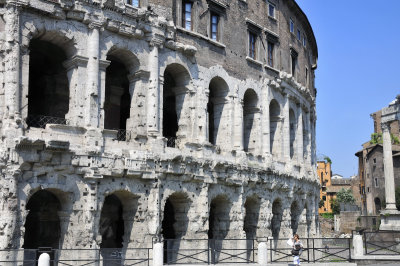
[287,234,303,265]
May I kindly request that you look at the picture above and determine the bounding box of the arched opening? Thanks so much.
[271,199,283,241]
[289,108,296,159]
[207,77,229,145]
[243,89,258,152]
[24,190,61,249]
[104,56,130,139]
[270,100,281,157]
[290,201,301,235]
[244,196,260,261]
[303,111,309,159]
[99,194,124,249]
[162,193,191,263]
[27,39,69,128]
[163,64,190,147]
[374,197,381,214]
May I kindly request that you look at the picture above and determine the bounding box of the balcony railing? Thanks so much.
[26,114,67,129]
[166,136,177,148]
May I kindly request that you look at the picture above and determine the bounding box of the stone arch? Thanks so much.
[23,190,62,249]
[207,76,229,145]
[290,200,302,235]
[270,99,282,157]
[243,195,260,240]
[289,108,297,159]
[99,190,139,249]
[243,89,259,153]
[374,197,381,214]
[271,198,283,240]
[162,63,191,147]
[161,192,191,263]
[104,48,140,136]
[26,35,71,128]
[208,194,231,240]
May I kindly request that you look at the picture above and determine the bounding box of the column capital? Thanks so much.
[128,69,151,83]
[63,55,89,71]
[381,122,391,132]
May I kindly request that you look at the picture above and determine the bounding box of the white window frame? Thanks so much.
[268,2,275,18]
[290,18,294,33]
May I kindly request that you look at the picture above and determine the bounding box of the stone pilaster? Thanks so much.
[147,44,160,136]
[98,59,111,129]
[296,105,303,163]
[85,22,102,127]
[261,91,270,157]
[283,94,290,161]
[233,94,243,150]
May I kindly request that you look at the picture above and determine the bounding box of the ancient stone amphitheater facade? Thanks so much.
[0,0,319,252]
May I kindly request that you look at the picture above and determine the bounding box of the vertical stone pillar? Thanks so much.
[282,94,290,161]
[261,91,270,157]
[305,111,312,165]
[85,23,101,127]
[63,56,89,126]
[233,95,243,150]
[296,105,303,163]
[147,44,160,136]
[98,59,111,129]
[382,123,397,210]
[3,3,20,119]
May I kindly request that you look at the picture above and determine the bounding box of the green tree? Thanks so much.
[330,198,340,214]
[319,199,325,209]
[336,188,355,204]
[324,156,332,165]
[370,133,400,145]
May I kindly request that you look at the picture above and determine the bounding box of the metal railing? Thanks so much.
[269,237,352,263]
[115,129,132,142]
[163,239,257,264]
[26,114,67,129]
[0,247,152,266]
[364,230,400,255]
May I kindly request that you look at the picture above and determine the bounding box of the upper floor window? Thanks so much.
[267,41,274,67]
[303,34,307,47]
[268,3,275,18]
[249,32,257,59]
[183,1,193,30]
[305,67,309,85]
[210,12,219,41]
[126,0,139,7]
[297,29,301,40]
[290,18,294,33]
[290,48,298,77]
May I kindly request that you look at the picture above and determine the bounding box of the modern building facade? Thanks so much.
[0,0,319,257]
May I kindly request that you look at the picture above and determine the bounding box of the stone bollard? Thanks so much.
[353,234,364,257]
[153,242,164,266]
[38,253,50,266]
[258,242,268,266]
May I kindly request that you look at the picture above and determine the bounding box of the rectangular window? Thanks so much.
[126,0,139,6]
[183,1,193,30]
[267,41,274,67]
[305,67,308,85]
[210,13,219,41]
[290,18,294,33]
[303,34,306,47]
[374,178,379,187]
[249,32,257,59]
[268,3,275,18]
[322,196,326,201]
[297,29,301,40]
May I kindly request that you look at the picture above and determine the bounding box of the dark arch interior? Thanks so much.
[24,190,61,249]
[271,199,282,240]
[163,71,179,147]
[374,197,381,213]
[105,56,131,131]
[289,109,296,159]
[269,100,281,155]
[208,78,229,145]
[99,194,124,249]
[28,39,69,127]
[290,201,301,234]
[243,89,258,152]
[244,197,260,240]
[208,196,230,240]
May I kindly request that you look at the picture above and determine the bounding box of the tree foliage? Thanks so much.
[330,198,340,214]
[319,199,325,209]
[336,188,355,204]
[370,133,400,145]
[324,156,332,165]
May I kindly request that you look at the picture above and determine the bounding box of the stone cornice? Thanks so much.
[63,55,89,70]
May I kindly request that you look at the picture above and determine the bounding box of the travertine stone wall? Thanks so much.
[0,0,319,251]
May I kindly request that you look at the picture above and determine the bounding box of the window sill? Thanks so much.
[268,15,277,22]
[125,3,139,9]
[177,26,226,48]
[246,56,263,66]
[264,64,280,74]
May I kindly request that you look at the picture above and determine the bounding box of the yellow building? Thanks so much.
[318,160,332,213]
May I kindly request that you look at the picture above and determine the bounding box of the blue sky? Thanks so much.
[296,0,400,177]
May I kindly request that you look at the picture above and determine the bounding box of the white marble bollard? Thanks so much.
[353,234,363,257]
[38,253,50,266]
[258,242,268,266]
[153,242,164,266]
